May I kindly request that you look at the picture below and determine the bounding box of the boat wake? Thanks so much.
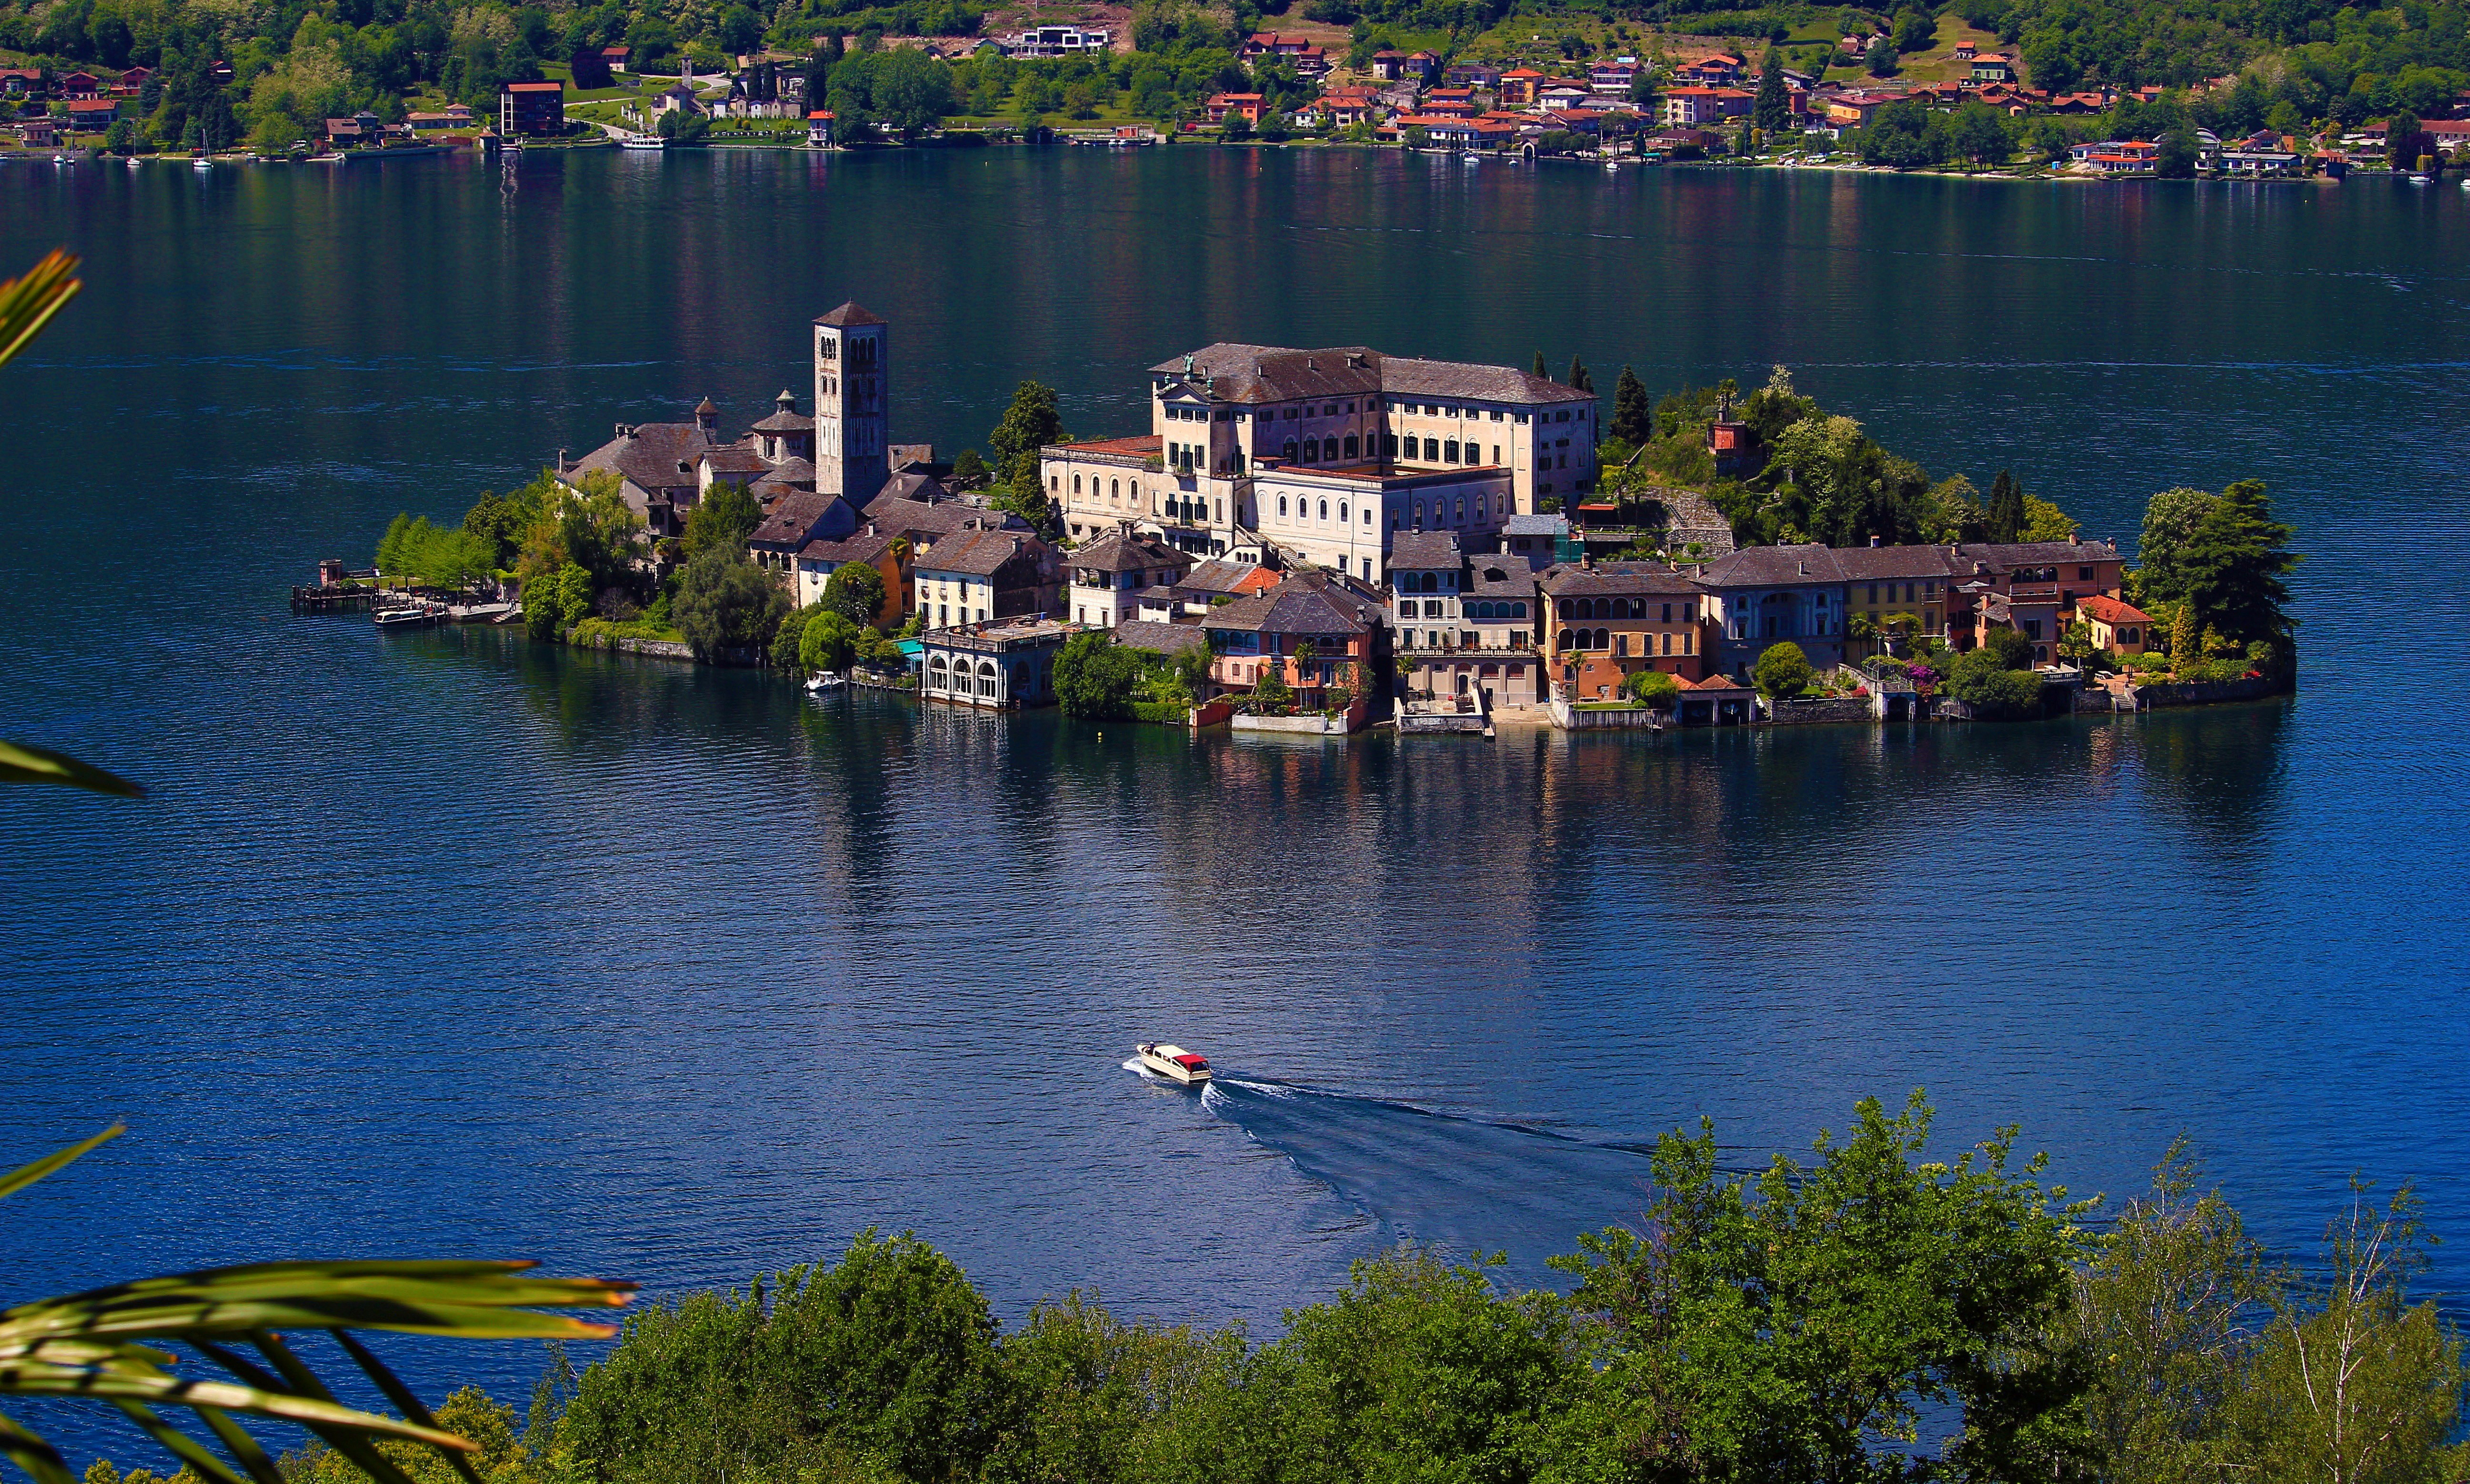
[1190,1076,1687,1286]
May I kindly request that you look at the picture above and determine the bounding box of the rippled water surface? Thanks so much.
[4,148,2469,1454]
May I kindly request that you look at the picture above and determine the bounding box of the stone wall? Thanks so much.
[2128,674,2293,708]
[1767,697,1873,726]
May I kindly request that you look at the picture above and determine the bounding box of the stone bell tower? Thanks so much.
[813,301,890,507]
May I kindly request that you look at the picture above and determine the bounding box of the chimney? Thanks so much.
[1797,560,1808,576]
[1868,534,1880,547]
[2069,531,2080,545]
[557,448,568,475]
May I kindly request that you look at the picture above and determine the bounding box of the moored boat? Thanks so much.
[805,670,847,692]
[1136,1042,1211,1085]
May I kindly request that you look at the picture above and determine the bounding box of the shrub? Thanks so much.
[671,551,790,662]
[1053,632,1141,719]
[801,611,859,673]
[1753,641,1814,698]
[1982,625,2035,671]
[1945,648,2044,713]
[1625,670,1680,708]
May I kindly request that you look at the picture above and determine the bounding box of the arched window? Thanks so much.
[979,660,999,697]
[1423,438,1439,461]
[1420,572,1437,594]
[1444,441,1460,464]
[1456,497,1467,522]
[1072,474,1082,494]
[1338,502,1349,524]
[1283,440,1298,461]
[1344,436,1359,459]
[1557,599,1572,619]
[1318,499,1328,521]
[1512,602,1526,619]
[1110,478,1119,501]
[1277,495,1289,517]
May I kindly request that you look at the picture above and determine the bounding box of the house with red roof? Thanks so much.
[2076,595,2152,659]
[1205,92,1264,125]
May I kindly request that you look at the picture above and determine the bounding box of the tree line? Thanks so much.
[89,1095,2470,1484]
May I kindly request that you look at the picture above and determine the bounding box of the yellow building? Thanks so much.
[1835,544,1961,659]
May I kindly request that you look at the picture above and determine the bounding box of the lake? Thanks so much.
[4,145,2469,1455]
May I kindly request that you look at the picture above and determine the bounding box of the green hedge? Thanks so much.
[1131,701,1188,724]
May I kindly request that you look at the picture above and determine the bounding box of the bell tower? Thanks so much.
[813,301,890,507]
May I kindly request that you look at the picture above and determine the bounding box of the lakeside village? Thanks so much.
[6,13,2467,178]
[319,301,2301,737]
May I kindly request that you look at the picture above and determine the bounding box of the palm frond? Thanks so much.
[0,250,81,370]
[0,739,143,797]
[0,1128,636,1484]
[0,1124,124,1201]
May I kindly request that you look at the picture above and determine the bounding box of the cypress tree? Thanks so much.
[1533,350,1550,379]
[1754,48,1792,133]
[1611,365,1652,446]
[2168,602,2199,670]
[1566,355,1592,393]
[1985,469,2025,544]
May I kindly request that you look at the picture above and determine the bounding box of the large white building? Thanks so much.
[1040,342,1598,586]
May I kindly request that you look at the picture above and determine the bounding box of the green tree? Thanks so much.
[2168,601,2200,669]
[1946,645,2043,710]
[1610,365,1652,447]
[1564,355,1592,394]
[2174,478,2297,655]
[522,561,593,639]
[1983,623,2034,670]
[1985,468,2026,543]
[1947,99,2013,165]
[800,610,859,672]
[1052,631,1142,718]
[2071,1139,2278,1480]
[2156,124,2199,177]
[2022,493,2080,542]
[770,604,817,671]
[2387,111,2423,172]
[560,1230,1005,1484]
[1753,47,1792,131]
[681,481,762,560]
[670,549,789,661]
[2223,1181,2470,1483]
[1554,1093,2097,1484]
[872,45,957,137]
[2059,619,2098,670]
[1532,350,1549,379]
[822,559,889,628]
[1624,668,1679,707]
[987,379,1066,538]
[1752,640,1813,697]
[2132,486,2221,607]
[951,447,989,486]
[1866,35,1897,74]
[1894,7,1937,51]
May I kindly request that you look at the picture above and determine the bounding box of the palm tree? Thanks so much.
[2,253,637,1482]
[0,1128,633,1484]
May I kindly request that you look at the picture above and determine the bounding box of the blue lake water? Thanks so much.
[3,146,2469,1459]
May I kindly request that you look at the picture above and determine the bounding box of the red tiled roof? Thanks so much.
[2076,595,2150,624]
[1056,434,1163,457]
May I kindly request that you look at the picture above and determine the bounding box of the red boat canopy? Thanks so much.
[1173,1054,1208,1069]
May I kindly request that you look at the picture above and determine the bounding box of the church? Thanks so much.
[556,301,934,559]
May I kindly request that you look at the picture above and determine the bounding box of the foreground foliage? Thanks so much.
[103,1097,2465,1484]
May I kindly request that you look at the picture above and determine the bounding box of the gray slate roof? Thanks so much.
[1388,531,1464,572]
[567,421,714,499]
[1151,344,1595,408]
[1503,513,1571,537]
[1072,529,1192,574]
[866,496,1015,542]
[798,530,896,566]
[1180,558,1267,596]
[868,470,948,509]
[1953,538,2122,569]
[1831,545,1965,582]
[1695,543,1849,588]
[1538,561,1702,598]
[919,526,1047,578]
[1200,573,1379,638]
[1464,560,1539,599]
[815,301,885,327]
[1110,620,1208,656]
[751,492,853,548]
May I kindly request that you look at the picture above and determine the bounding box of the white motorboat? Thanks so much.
[621,136,667,151]
[1136,1042,1211,1086]
[805,670,847,693]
